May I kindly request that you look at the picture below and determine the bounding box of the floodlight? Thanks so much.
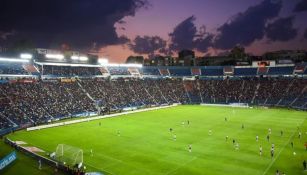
[46,54,64,59]
[98,58,109,64]
[79,56,88,61]
[20,53,33,59]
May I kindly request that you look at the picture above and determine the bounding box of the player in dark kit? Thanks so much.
[267,135,270,142]
[170,128,173,132]
[303,160,306,170]
[271,149,274,158]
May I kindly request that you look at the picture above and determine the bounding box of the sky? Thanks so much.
[1,0,307,63]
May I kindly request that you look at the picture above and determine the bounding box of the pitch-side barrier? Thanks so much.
[201,103,250,108]
[27,104,179,131]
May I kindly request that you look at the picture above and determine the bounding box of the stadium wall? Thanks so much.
[201,103,250,108]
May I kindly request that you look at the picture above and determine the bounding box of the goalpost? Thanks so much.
[55,144,83,166]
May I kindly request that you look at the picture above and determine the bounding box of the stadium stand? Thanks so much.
[0,62,306,133]
[0,63,28,75]
[41,65,102,76]
[169,67,191,76]
[201,67,224,76]
[141,67,160,76]
[234,68,257,76]
[267,66,294,75]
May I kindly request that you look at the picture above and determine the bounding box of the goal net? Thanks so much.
[55,144,83,166]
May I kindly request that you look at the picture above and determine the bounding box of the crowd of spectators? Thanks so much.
[0,63,28,75]
[41,65,102,76]
[0,77,306,131]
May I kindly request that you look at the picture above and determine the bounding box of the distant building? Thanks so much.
[126,56,144,64]
[178,50,195,66]
[145,55,177,66]
[263,50,306,63]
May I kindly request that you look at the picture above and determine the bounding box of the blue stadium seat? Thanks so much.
[201,68,223,76]
[141,67,160,75]
[234,68,257,76]
[267,66,294,75]
[169,68,191,76]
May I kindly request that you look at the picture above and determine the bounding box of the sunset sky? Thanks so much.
[1,0,307,62]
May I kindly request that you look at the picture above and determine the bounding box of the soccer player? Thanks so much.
[304,142,307,150]
[256,135,259,142]
[271,148,274,159]
[291,141,293,148]
[99,122,101,126]
[267,135,270,142]
[169,128,173,132]
[226,136,228,141]
[303,160,306,170]
[225,117,227,122]
[233,139,236,145]
[182,121,185,126]
[268,128,272,135]
[90,149,93,157]
[188,144,192,152]
[208,130,212,135]
[259,145,263,156]
[187,120,190,125]
[280,130,283,137]
[173,134,176,141]
[38,159,42,170]
[117,130,121,136]
[299,132,302,139]
[235,143,240,150]
[242,124,244,129]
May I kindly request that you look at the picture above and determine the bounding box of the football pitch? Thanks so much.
[7,105,307,175]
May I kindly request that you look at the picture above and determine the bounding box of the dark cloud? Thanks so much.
[194,34,214,52]
[265,16,297,42]
[159,48,173,55]
[169,16,197,51]
[169,16,213,52]
[214,0,282,49]
[293,0,307,12]
[0,31,15,40]
[129,35,166,54]
[0,0,148,49]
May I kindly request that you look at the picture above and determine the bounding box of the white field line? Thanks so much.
[164,156,198,175]
[262,118,305,175]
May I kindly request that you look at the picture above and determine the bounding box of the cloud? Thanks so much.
[169,16,197,51]
[169,16,213,53]
[293,0,307,12]
[304,28,307,39]
[0,0,148,49]
[129,35,166,54]
[214,0,282,49]
[265,16,298,42]
[0,30,16,40]
[194,34,214,52]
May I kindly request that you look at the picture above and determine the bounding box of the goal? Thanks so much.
[55,144,83,166]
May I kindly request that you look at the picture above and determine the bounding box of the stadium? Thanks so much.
[1,0,307,175]
[0,50,306,175]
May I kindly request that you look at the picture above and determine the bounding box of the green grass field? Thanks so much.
[5,106,307,175]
